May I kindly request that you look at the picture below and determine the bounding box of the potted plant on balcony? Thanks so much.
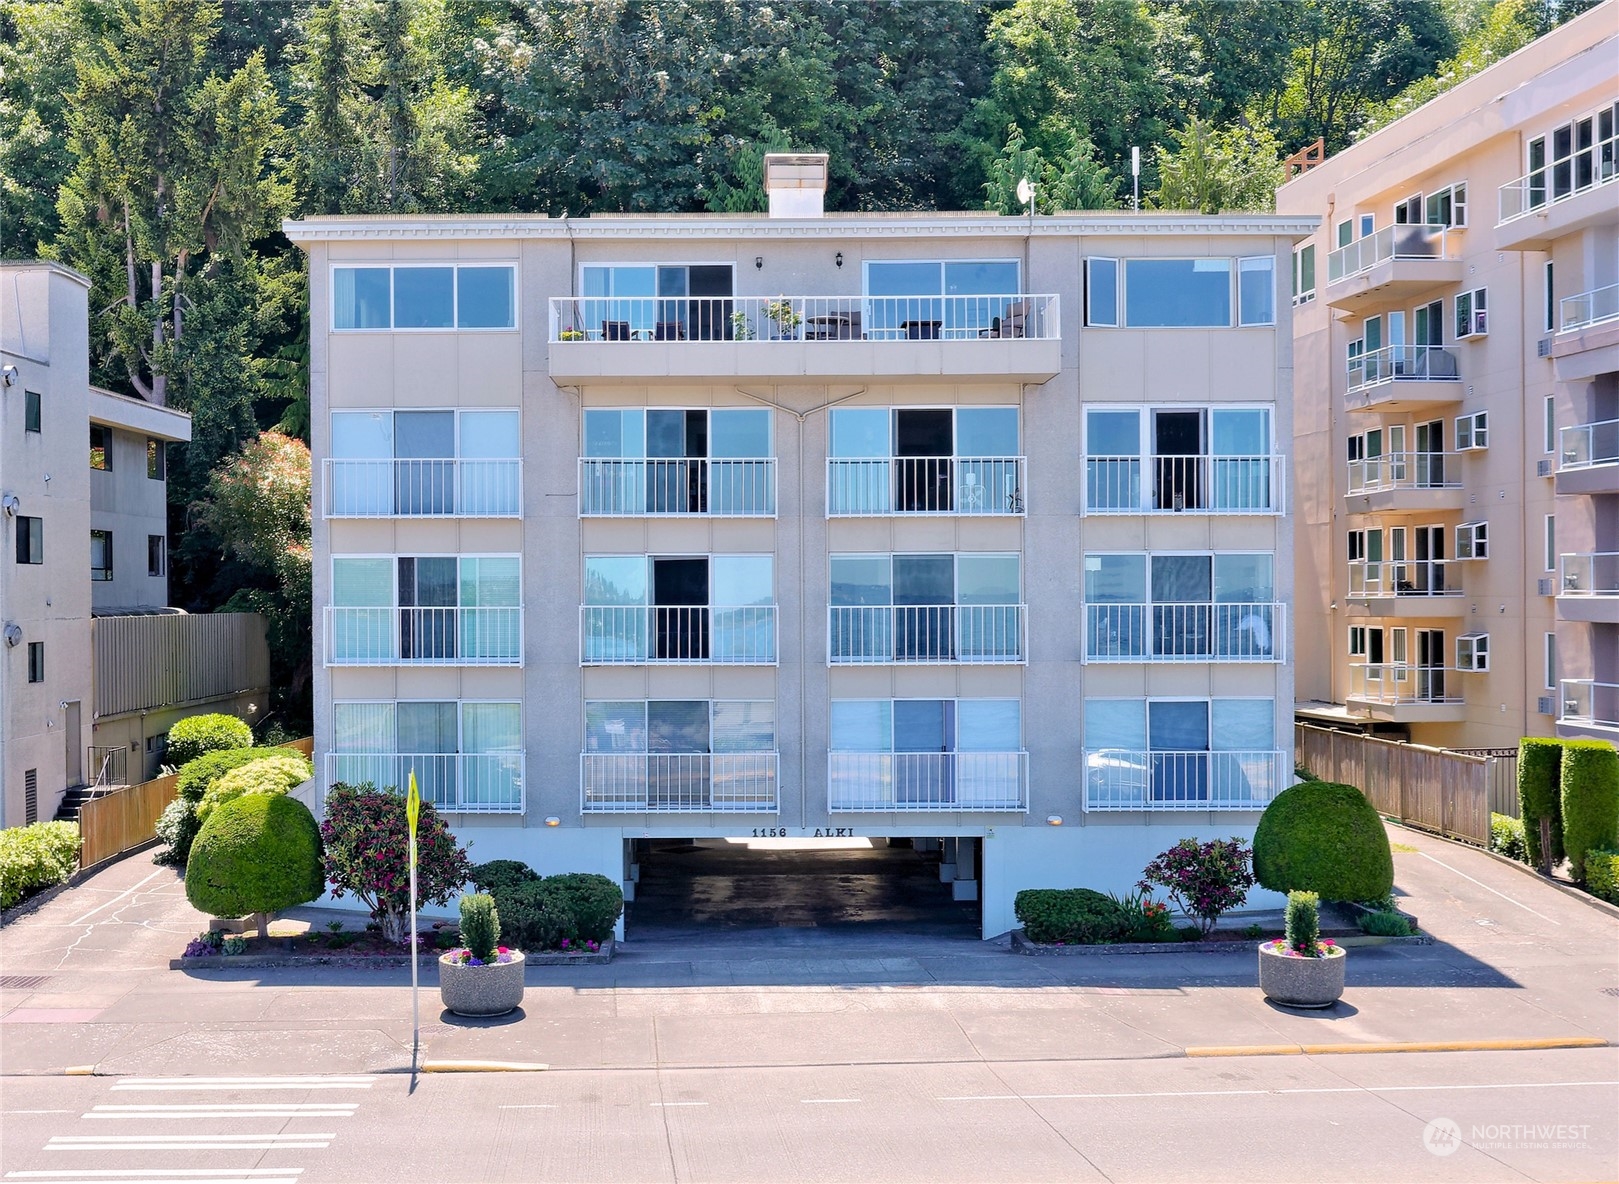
[730,310,755,341]
[1258,890,1345,1008]
[439,892,525,1017]
[559,327,585,342]
[763,297,801,340]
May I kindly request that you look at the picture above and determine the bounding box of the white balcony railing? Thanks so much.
[1559,553,1619,596]
[1348,665,1464,704]
[1083,749,1285,811]
[1560,680,1619,730]
[1559,419,1619,471]
[1084,454,1285,515]
[1084,602,1285,662]
[827,456,1025,516]
[1327,224,1452,284]
[1346,345,1459,394]
[581,605,777,665]
[1560,283,1619,334]
[549,293,1058,343]
[325,752,524,813]
[827,605,1025,664]
[1499,133,1619,223]
[1347,559,1464,599]
[1346,451,1462,495]
[322,458,521,518]
[581,753,779,813]
[578,458,776,517]
[324,607,522,666]
[827,752,1027,812]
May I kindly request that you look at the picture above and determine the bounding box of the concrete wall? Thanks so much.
[88,424,171,610]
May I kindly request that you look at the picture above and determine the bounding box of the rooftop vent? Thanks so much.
[763,153,828,219]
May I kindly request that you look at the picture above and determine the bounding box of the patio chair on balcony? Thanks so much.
[980,301,1028,339]
[1412,347,1458,378]
[653,320,686,341]
[603,320,631,341]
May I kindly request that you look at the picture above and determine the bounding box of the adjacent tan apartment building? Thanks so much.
[286,162,1314,938]
[1280,1,1618,751]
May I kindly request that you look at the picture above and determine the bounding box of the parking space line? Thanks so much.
[1418,852,1560,924]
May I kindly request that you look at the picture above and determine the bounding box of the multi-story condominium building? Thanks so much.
[2,260,271,825]
[1280,3,1618,750]
[287,160,1312,937]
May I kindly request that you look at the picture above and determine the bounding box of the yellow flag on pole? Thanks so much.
[406,770,421,862]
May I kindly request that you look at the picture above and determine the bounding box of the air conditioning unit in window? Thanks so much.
[1536,459,1553,477]
[1537,577,1556,596]
[1537,337,1553,357]
[1537,696,1557,717]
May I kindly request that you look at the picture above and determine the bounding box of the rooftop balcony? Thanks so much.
[1558,680,1619,741]
[1496,156,1618,251]
[828,605,1025,665]
[1083,602,1285,663]
[1346,664,1468,723]
[324,607,522,666]
[581,753,778,814]
[325,752,523,814]
[827,456,1025,517]
[1324,226,1463,313]
[547,294,1061,384]
[322,459,522,519]
[1556,419,1619,496]
[1083,454,1285,515]
[827,752,1027,813]
[581,606,777,666]
[1345,345,1462,413]
[1558,553,1619,624]
[1345,452,1465,513]
[1082,749,1285,812]
[1346,560,1467,618]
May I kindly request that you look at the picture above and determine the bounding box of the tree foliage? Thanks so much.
[1151,117,1285,214]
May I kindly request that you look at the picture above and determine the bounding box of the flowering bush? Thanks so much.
[442,945,518,967]
[183,930,223,958]
[321,783,471,944]
[558,937,601,953]
[1263,937,1338,959]
[1138,836,1255,936]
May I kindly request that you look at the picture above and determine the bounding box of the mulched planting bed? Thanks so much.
[172,928,615,969]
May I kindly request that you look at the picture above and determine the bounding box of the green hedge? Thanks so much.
[1253,780,1393,902]
[176,748,292,803]
[1560,740,1619,883]
[1014,888,1132,944]
[185,794,324,921]
[0,822,81,909]
[196,754,313,822]
[165,713,253,766]
[1518,738,1565,868]
[1584,850,1619,904]
[469,859,541,897]
[480,865,624,950]
[1489,813,1527,863]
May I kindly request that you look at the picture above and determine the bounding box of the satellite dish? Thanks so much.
[1015,177,1034,207]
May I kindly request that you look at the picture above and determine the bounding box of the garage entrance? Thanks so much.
[624,836,980,937]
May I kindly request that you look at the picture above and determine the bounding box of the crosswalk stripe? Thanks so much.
[7,1173,303,1179]
[47,1136,336,1143]
[87,1106,356,1117]
[46,1144,329,1152]
[84,1112,353,1120]
[109,1078,371,1092]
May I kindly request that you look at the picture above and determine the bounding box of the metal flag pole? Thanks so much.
[1132,147,1140,211]
[407,769,421,1073]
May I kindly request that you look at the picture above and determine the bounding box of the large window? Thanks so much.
[828,406,1021,515]
[579,264,734,340]
[863,260,1021,338]
[583,554,775,663]
[90,530,113,581]
[829,699,1023,810]
[1084,405,1276,513]
[329,409,520,517]
[331,701,522,812]
[330,555,521,664]
[1083,698,1277,807]
[15,516,42,564]
[1292,244,1316,305]
[332,264,516,330]
[1084,552,1277,661]
[830,553,1021,663]
[583,700,776,812]
[1085,257,1274,327]
[1525,103,1618,207]
[581,408,773,515]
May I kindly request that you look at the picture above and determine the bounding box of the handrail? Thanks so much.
[580,605,778,665]
[1347,558,1464,598]
[1083,602,1285,662]
[578,457,776,517]
[1327,224,1450,284]
[581,753,779,813]
[826,456,1025,516]
[1083,749,1285,811]
[1560,283,1619,334]
[1345,451,1463,494]
[1345,345,1459,393]
[1348,664,1465,704]
[322,458,522,518]
[1084,454,1285,515]
[324,606,523,666]
[1558,552,1619,596]
[1499,138,1619,224]
[827,751,1028,812]
[827,604,1025,664]
[1559,680,1619,729]
[324,751,524,814]
[1558,418,1619,471]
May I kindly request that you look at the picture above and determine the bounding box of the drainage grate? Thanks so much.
[0,975,50,990]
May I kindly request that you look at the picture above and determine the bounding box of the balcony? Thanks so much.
[1559,680,1619,739]
[1346,559,1467,618]
[547,294,1062,384]
[581,605,777,665]
[1556,419,1619,496]
[1558,553,1619,624]
[321,459,522,519]
[1324,226,1463,312]
[324,607,522,666]
[827,456,1025,517]
[1083,602,1285,663]
[1345,452,1465,513]
[1496,164,1618,251]
[827,605,1025,665]
[827,752,1027,812]
[1082,749,1285,812]
[1553,283,1619,379]
[1084,454,1285,515]
[581,753,778,814]
[1346,664,1467,723]
[1345,346,1462,413]
[579,458,776,517]
[1561,283,1619,335]
[325,752,523,814]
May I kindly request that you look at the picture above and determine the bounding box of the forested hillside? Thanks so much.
[0,0,1590,730]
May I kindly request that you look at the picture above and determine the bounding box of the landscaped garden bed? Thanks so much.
[172,925,615,969]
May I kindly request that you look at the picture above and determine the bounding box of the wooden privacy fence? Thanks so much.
[77,737,314,870]
[1294,724,1499,847]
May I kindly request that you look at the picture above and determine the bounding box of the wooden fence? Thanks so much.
[77,737,314,870]
[1294,724,1502,847]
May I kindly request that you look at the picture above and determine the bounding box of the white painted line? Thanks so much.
[649,1102,708,1107]
[1418,852,1561,924]
[800,1099,861,1104]
[939,1080,1619,1103]
[48,1145,330,1152]
[111,1076,373,1085]
[88,1104,356,1112]
[85,1111,355,1119]
[9,1109,74,1114]
[8,1172,302,1179]
[66,871,165,926]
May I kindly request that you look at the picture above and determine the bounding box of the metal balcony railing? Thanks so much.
[578,458,776,517]
[325,752,524,813]
[1559,419,1619,471]
[88,745,127,788]
[322,458,522,518]
[1560,680,1619,730]
[1347,559,1464,599]
[1084,454,1284,515]
[827,605,1025,664]
[826,752,1027,812]
[1559,553,1619,597]
[580,605,777,665]
[324,607,522,666]
[1327,224,1451,284]
[1346,345,1459,394]
[549,294,1059,343]
[1083,749,1285,811]
[580,753,779,813]
[826,456,1025,516]
[1083,602,1285,662]
[1499,131,1619,224]
[1560,283,1619,334]
[1346,451,1462,494]
[1348,665,1464,704]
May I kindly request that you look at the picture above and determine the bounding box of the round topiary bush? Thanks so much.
[195,754,313,822]
[175,748,292,803]
[1254,780,1394,903]
[185,794,324,934]
[165,714,253,767]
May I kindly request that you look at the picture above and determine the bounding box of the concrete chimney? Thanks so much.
[763,153,829,219]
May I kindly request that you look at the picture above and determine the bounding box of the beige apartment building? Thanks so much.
[287,166,1313,937]
[1280,2,1618,751]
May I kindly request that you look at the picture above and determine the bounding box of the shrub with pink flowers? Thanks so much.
[1138,836,1255,936]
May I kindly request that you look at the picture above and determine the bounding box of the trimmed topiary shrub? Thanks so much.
[459,893,500,962]
[185,794,324,936]
[1284,890,1321,954]
[541,873,624,943]
[196,754,313,822]
[1489,813,1527,863]
[1559,740,1619,883]
[175,748,293,803]
[497,880,570,951]
[0,821,81,909]
[1584,850,1619,904]
[1014,888,1132,944]
[1359,910,1413,937]
[1518,737,1565,869]
[489,873,625,951]
[469,859,541,897]
[165,713,253,767]
[1254,781,1393,903]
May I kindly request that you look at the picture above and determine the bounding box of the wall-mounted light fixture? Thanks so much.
[754,256,764,270]
[1046,815,1063,826]
[834,252,844,269]
[544,816,561,828]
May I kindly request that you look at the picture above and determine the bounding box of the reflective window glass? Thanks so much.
[1084,554,1146,603]
[830,700,891,751]
[585,701,647,752]
[584,409,644,458]
[1125,259,1231,327]
[458,411,519,458]
[1213,554,1273,602]
[1151,555,1211,602]
[1084,699,1146,749]
[712,702,774,752]
[866,262,942,295]
[585,557,648,605]
[1211,409,1268,455]
[1210,700,1274,751]
[956,555,1018,604]
[712,556,772,606]
[332,557,393,605]
[956,408,1019,457]
[830,408,890,457]
[332,413,392,459]
[1086,409,1140,456]
[334,268,390,329]
[944,261,1019,294]
[1238,257,1275,326]
[831,556,892,605]
[957,700,1020,751]
[1086,258,1118,326]
[392,267,454,328]
[462,702,521,752]
[457,266,515,328]
[894,700,950,751]
[710,409,771,457]
[649,701,709,752]
[1149,701,1209,750]
[394,411,454,458]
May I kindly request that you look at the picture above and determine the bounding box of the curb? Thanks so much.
[1386,818,1619,921]
[1186,1036,1609,1058]
[172,938,617,971]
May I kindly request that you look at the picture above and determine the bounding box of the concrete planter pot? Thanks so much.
[1258,941,1346,1008]
[438,951,525,1017]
